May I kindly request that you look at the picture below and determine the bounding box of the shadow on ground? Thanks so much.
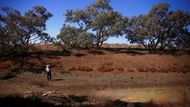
[1,95,183,107]
[30,49,72,58]
[1,48,190,60]
[101,48,146,55]
[0,95,56,107]
[102,99,161,107]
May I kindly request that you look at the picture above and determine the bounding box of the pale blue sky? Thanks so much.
[0,0,189,44]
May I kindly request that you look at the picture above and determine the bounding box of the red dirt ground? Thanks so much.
[0,44,190,106]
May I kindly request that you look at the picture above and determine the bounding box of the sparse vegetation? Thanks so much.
[0,0,190,106]
[0,70,16,80]
[56,0,128,48]
[31,80,49,88]
[126,3,190,53]
[0,6,52,57]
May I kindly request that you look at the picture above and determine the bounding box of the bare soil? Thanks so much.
[0,45,190,107]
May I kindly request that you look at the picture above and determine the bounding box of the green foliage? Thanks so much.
[0,6,52,56]
[1,2,189,55]
[61,0,128,48]
[126,3,190,52]
[57,24,94,48]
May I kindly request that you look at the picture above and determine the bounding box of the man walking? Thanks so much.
[45,64,52,81]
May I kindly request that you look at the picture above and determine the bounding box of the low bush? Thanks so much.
[77,66,93,72]
[98,65,114,72]
[0,67,19,80]
[115,66,124,72]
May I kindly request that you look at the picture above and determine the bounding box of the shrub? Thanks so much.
[77,66,93,72]
[98,65,114,72]
[68,67,78,71]
[115,66,124,72]
[31,81,49,88]
[0,70,16,80]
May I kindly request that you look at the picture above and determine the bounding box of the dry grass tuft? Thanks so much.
[0,61,12,69]
[98,65,114,72]
[104,62,114,66]
[147,68,158,73]
[115,66,124,72]
[68,66,93,72]
[138,68,147,72]
[0,70,16,80]
[128,68,137,72]
[159,68,169,73]
[68,67,78,71]
[77,66,93,72]
[31,80,49,88]
[167,67,176,72]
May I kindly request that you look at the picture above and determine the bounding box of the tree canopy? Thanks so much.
[57,24,94,48]
[126,3,190,52]
[58,0,128,48]
[59,1,189,51]
[0,1,189,56]
[0,6,52,56]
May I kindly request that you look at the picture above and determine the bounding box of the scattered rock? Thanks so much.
[42,91,56,96]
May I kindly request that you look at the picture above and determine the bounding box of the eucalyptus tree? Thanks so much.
[0,6,52,56]
[127,3,190,52]
[59,0,128,48]
[57,24,94,48]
